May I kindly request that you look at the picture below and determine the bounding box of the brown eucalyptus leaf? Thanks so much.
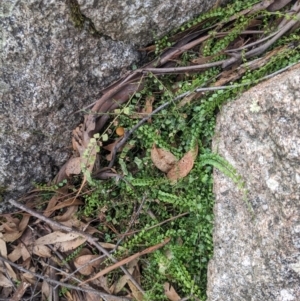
[33,245,52,258]
[151,144,177,173]
[167,144,198,181]
[57,236,87,252]
[54,206,79,223]
[128,280,144,301]
[163,282,181,301]
[74,254,104,275]
[34,231,82,245]
[0,235,17,280]
[8,244,22,262]
[20,243,31,261]
[65,157,81,176]
[110,267,134,294]
[0,272,13,287]
[41,279,50,300]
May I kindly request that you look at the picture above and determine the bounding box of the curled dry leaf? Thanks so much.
[2,214,30,242]
[151,144,177,173]
[167,144,198,181]
[44,198,84,217]
[74,254,104,275]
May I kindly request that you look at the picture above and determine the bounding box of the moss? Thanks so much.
[67,0,103,37]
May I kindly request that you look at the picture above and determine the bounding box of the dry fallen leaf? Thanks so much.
[0,272,13,287]
[41,273,51,300]
[0,234,17,280]
[128,280,144,301]
[167,144,198,181]
[33,245,52,258]
[142,95,154,122]
[8,244,22,262]
[57,236,87,252]
[10,281,30,300]
[34,231,83,245]
[2,214,30,242]
[54,206,80,223]
[103,137,123,161]
[74,254,104,275]
[65,157,82,176]
[163,282,181,301]
[151,144,177,173]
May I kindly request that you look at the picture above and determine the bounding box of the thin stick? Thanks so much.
[9,281,30,301]
[118,212,189,237]
[143,60,225,74]
[8,199,145,296]
[114,195,147,249]
[223,8,300,68]
[81,237,171,285]
[0,255,131,301]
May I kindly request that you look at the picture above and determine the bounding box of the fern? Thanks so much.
[199,153,244,188]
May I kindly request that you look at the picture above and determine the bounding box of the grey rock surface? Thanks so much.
[76,0,227,46]
[0,0,222,210]
[0,0,141,206]
[208,65,300,300]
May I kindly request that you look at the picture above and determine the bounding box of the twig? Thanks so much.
[53,252,108,288]
[81,237,171,285]
[0,255,131,301]
[143,60,225,74]
[223,8,300,68]
[117,212,189,237]
[225,30,280,53]
[9,281,30,301]
[178,295,201,301]
[260,59,300,80]
[114,195,147,249]
[8,199,145,296]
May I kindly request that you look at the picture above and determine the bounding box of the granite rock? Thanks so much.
[0,1,141,209]
[208,65,300,301]
[0,0,223,210]
[76,0,227,46]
